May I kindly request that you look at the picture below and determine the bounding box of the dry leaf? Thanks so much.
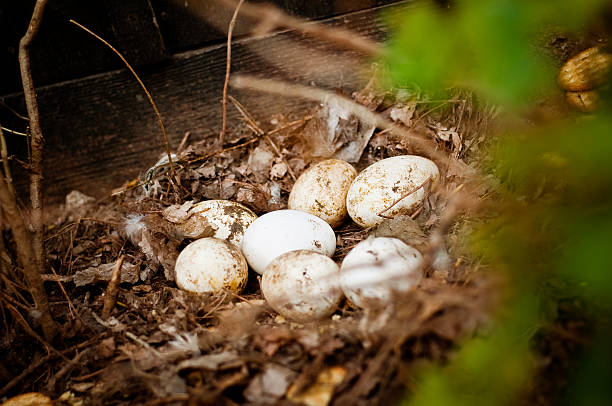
[244,364,297,404]
[287,366,347,406]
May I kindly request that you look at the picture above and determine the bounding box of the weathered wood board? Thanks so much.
[1,2,411,204]
[0,0,401,94]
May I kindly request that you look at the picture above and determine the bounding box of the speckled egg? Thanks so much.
[339,237,423,308]
[175,237,248,294]
[261,250,342,322]
[175,200,257,248]
[241,209,336,274]
[288,159,357,228]
[346,155,439,227]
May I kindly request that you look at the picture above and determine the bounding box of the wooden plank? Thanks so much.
[1,2,412,204]
[104,0,167,66]
[149,0,401,53]
[0,0,120,95]
[0,1,402,95]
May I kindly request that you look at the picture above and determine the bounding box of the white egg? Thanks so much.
[176,200,257,248]
[288,159,357,228]
[241,209,336,274]
[339,237,423,308]
[261,250,342,322]
[346,155,439,227]
[175,237,248,294]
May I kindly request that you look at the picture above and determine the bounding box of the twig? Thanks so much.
[0,126,28,137]
[231,75,446,162]
[377,176,432,218]
[218,0,381,56]
[0,174,56,340]
[264,135,296,181]
[49,266,76,319]
[0,101,30,121]
[72,367,106,382]
[177,131,191,153]
[102,255,124,320]
[125,331,161,356]
[0,124,16,197]
[45,349,89,392]
[69,19,175,179]
[41,273,73,282]
[5,302,65,361]
[219,0,245,145]
[185,115,313,167]
[0,336,99,397]
[228,96,297,180]
[18,0,48,292]
[228,96,264,135]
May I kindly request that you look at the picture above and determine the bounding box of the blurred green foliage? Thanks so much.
[382,1,612,405]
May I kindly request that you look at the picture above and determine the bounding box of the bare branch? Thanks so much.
[0,175,57,341]
[219,0,245,145]
[231,74,446,162]
[0,124,16,198]
[18,0,48,277]
[218,0,382,56]
[69,19,175,179]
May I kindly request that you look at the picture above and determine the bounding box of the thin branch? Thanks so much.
[231,75,446,162]
[228,96,297,180]
[19,0,48,280]
[0,174,56,341]
[3,0,56,344]
[377,176,432,218]
[0,124,16,198]
[219,0,381,56]
[1,126,28,137]
[69,19,175,179]
[219,0,245,145]
[5,302,64,361]
[49,266,76,319]
[0,101,30,121]
[0,336,99,397]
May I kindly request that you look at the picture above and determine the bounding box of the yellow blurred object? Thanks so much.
[1,392,53,406]
[558,46,611,92]
[287,366,347,406]
[565,90,599,112]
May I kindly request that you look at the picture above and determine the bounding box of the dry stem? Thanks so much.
[18,0,47,280]
[69,19,175,179]
[0,336,98,397]
[219,0,381,56]
[377,176,432,218]
[102,255,124,320]
[0,124,15,198]
[231,75,446,162]
[0,174,56,340]
[219,0,245,145]
[228,96,297,180]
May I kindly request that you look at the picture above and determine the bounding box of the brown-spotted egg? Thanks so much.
[175,237,248,294]
[346,155,439,228]
[288,159,357,228]
[261,250,342,322]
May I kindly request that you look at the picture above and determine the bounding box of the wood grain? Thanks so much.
[1,2,413,204]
